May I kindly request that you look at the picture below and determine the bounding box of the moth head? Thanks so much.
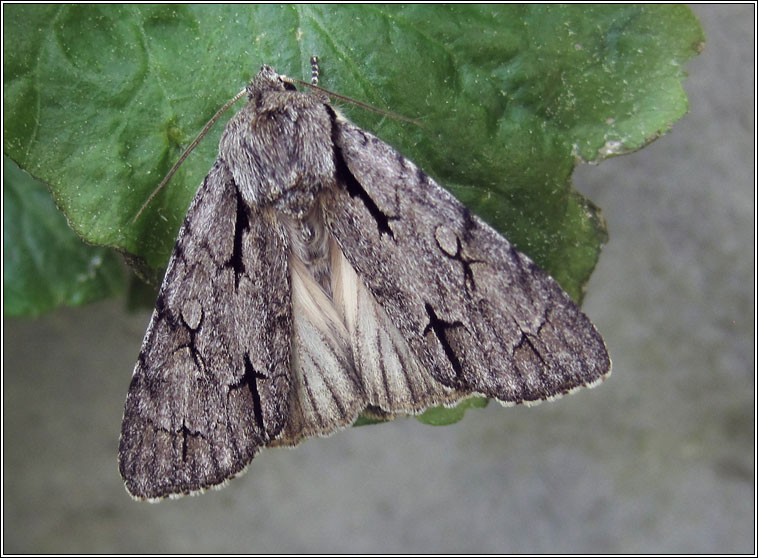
[247,65,297,100]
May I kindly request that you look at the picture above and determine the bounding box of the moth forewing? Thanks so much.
[328,113,610,402]
[120,64,610,500]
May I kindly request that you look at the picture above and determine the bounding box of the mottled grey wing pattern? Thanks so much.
[327,115,610,404]
[119,161,291,500]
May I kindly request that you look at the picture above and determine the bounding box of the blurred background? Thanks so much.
[3,5,754,553]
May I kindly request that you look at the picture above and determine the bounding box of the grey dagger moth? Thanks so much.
[119,63,611,501]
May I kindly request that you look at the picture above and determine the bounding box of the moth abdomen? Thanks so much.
[281,204,333,295]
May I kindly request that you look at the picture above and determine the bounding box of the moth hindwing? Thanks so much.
[119,64,610,501]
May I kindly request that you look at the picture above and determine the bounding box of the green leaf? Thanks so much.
[415,397,490,426]
[3,5,704,423]
[352,397,489,427]
[3,157,126,316]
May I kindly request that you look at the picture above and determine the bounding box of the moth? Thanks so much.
[119,63,611,501]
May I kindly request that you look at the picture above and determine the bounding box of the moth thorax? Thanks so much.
[271,186,322,219]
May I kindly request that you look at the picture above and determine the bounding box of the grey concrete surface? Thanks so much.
[3,6,754,553]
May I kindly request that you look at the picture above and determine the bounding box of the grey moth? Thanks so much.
[119,64,611,501]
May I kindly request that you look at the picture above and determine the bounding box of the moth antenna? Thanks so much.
[310,55,319,86]
[131,87,248,224]
[284,75,424,128]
